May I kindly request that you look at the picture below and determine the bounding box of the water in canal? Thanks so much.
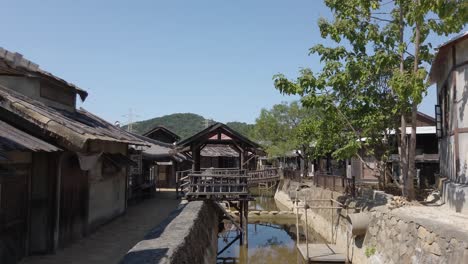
[217,188,326,264]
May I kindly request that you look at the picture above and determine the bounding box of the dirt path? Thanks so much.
[22,190,180,264]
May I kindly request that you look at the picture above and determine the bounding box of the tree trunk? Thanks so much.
[401,114,409,196]
[302,145,308,177]
[407,13,421,201]
[398,4,409,197]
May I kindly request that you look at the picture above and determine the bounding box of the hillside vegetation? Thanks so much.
[125,113,255,140]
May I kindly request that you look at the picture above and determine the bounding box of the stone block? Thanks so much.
[449,238,459,249]
[399,244,408,256]
[423,242,442,256]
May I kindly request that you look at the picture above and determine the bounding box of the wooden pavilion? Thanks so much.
[176,123,260,172]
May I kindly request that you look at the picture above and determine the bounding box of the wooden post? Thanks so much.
[240,149,245,170]
[192,144,201,172]
[352,176,356,197]
[295,190,300,245]
[239,201,244,245]
[244,200,249,247]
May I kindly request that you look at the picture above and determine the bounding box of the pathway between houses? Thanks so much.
[22,189,181,264]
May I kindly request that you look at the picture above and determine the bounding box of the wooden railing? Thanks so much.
[313,174,356,197]
[176,169,192,198]
[178,169,250,200]
[176,168,281,199]
[247,168,279,184]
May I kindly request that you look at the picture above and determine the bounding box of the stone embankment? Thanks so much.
[275,179,468,264]
[120,201,221,264]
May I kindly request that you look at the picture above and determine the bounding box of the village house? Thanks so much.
[0,120,61,264]
[137,126,191,190]
[127,132,191,195]
[143,125,180,144]
[351,111,439,187]
[0,48,146,263]
[429,31,468,215]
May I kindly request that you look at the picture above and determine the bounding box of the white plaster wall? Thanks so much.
[436,50,453,90]
[439,136,455,180]
[86,142,128,229]
[457,133,468,184]
[88,162,126,230]
[455,65,468,128]
[444,182,468,214]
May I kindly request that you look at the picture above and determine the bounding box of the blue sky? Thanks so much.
[2,1,465,124]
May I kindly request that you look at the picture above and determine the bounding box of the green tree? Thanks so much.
[226,122,256,139]
[254,101,312,159]
[274,0,466,198]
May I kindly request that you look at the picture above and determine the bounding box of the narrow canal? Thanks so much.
[217,188,326,264]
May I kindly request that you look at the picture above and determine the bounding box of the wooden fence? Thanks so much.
[313,174,356,197]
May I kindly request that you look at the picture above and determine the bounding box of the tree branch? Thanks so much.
[370,16,394,22]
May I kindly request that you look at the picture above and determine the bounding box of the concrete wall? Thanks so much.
[121,201,220,264]
[276,180,468,264]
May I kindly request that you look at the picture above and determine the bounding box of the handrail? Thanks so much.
[177,168,280,199]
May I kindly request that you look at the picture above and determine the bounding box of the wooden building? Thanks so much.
[137,127,191,189]
[200,144,240,169]
[0,120,61,264]
[143,125,180,144]
[351,112,439,186]
[0,48,146,263]
[429,31,468,214]
[128,134,191,193]
[176,123,260,171]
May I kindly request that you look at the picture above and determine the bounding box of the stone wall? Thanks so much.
[120,201,221,264]
[276,179,468,264]
[365,208,468,264]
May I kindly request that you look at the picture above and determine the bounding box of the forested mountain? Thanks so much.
[124,113,254,140]
[225,122,255,139]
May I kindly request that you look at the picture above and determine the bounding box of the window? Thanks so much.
[435,105,442,138]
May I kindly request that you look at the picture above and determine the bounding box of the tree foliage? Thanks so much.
[273,0,467,197]
[253,101,313,158]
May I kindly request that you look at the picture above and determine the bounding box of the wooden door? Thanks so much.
[29,153,56,254]
[0,165,29,264]
[59,155,87,247]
